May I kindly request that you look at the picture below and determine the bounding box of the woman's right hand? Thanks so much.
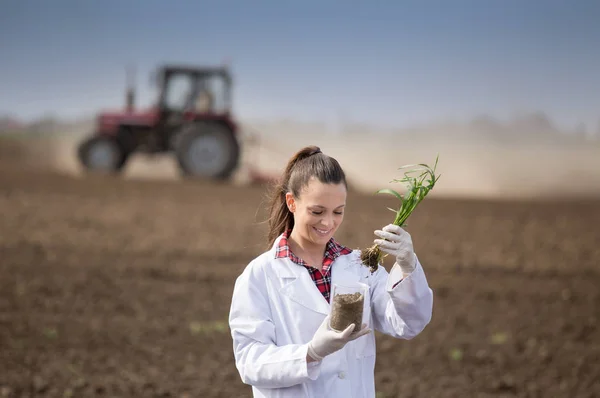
[307,315,371,361]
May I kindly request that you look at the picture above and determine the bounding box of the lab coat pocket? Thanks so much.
[353,280,375,358]
[353,332,376,358]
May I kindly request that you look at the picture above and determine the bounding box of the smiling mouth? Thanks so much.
[313,227,331,236]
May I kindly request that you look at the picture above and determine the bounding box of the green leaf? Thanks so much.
[376,188,403,202]
[189,321,204,335]
[43,327,58,339]
[450,348,463,361]
[189,320,228,335]
[372,156,441,233]
[490,332,508,345]
[397,163,424,171]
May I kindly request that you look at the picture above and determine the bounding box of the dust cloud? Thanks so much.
[5,117,600,201]
[239,120,600,200]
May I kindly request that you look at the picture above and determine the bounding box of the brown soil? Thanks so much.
[330,292,364,333]
[1,138,599,397]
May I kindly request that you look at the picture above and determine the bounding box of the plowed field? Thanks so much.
[1,139,599,397]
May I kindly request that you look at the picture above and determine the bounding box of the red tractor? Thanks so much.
[77,64,242,180]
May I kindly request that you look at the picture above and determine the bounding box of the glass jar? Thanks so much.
[329,282,369,334]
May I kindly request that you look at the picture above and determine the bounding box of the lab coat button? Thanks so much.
[338,371,346,379]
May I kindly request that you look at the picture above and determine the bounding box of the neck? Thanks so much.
[288,229,327,270]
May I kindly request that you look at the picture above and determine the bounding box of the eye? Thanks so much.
[334,211,344,215]
[311,211,323,215]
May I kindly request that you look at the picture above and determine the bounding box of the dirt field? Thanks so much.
[1,138,599,397]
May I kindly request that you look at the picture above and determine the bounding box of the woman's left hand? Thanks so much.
[374,224,416,274]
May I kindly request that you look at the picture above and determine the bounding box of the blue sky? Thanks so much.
[1,0,599,129]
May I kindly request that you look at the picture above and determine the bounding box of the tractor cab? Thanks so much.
[147,65,237,154]
[154,65,233,117]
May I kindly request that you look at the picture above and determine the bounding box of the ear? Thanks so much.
[285,192,296,212]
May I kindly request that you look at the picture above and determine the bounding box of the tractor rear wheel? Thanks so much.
[77,135,128,174]
[174,123,240,180]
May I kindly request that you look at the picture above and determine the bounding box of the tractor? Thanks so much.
[77,64,242,180]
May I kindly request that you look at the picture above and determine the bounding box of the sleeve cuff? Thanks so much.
[386,256,421,292]
[304,344,322,380]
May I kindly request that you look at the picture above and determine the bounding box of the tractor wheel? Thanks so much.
[77,135,128,174]
[174,123,240,180]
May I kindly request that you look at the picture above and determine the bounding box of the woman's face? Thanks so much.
[286,177,347,247]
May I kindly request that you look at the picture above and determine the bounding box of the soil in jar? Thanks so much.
[330,292,364,334]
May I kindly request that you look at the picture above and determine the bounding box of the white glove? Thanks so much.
[307,315,371,361]
[374,224,417,275]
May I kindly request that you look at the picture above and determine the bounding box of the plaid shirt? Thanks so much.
[275,229,353,303]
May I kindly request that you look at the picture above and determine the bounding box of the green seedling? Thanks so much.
[361,155,441,272]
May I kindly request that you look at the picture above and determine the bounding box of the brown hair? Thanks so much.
[265,145,347,248]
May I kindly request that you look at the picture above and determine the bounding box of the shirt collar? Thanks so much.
[275,229,352,264]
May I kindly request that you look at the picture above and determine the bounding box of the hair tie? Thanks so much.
[309,148,322,156]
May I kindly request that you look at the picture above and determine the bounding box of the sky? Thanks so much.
[1,0,600,130]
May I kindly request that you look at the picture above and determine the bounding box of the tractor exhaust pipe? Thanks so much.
[125,64,136,112]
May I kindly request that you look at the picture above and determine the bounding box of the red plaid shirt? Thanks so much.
[275,229,353,303]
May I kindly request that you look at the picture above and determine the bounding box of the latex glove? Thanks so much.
[307,315,371,361]
[374,224,417,275]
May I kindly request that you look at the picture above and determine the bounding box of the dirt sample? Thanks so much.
[330,292,364,333]
[361,245,382,273]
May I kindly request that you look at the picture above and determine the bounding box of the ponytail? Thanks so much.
[265,145,346,248]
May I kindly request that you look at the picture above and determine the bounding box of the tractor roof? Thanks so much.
[159,64,231,79]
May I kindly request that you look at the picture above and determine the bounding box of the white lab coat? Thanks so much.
[229,235,433,398]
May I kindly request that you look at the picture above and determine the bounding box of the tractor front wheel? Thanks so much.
[174,123,240,180]
[77,135,128,174]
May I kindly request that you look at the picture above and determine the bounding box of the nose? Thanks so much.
[320,214,334,228]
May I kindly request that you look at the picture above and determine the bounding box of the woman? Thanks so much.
[229,145,433,398]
